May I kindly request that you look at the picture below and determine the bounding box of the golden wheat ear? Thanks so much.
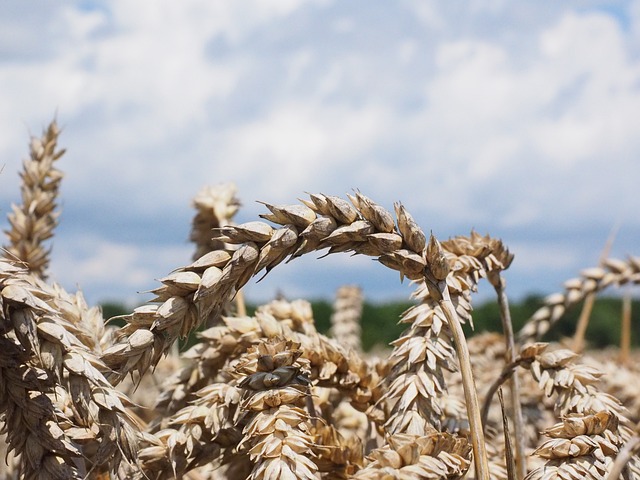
[4,120,64,279]
[329,285,363,352]
[190,182,240,261]
[517,257,640,344]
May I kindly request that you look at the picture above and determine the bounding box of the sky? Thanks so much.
[0,0,639,309]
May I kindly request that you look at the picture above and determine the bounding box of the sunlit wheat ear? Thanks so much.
[524,411,621,480]
[517,257,640,344]
[190,182,241,260]
[4,120,64,278]
[351,432,472,479]
[135,382,242,479]
[233,339,320,480]
[0,260,141,478]
[100,192,434,383]
[329,285,363,352]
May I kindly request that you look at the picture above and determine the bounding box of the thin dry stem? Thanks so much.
[489,271,526,480]
[619,292,631,366]
[571,226,618,353]
[429,274,490,480]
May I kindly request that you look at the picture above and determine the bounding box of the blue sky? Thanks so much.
[0,1,639,307]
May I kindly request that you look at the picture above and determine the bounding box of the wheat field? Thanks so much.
[1,121,639,479]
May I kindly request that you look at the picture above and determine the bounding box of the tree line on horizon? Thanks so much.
[101,293,639,352]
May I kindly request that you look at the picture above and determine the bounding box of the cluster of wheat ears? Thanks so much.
[1,121,640,480]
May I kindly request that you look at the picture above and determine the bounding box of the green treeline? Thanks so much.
[303,295,640,351]
[101,295,640,352]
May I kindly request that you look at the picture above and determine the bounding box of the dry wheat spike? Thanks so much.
[137,301,383,479]
[190,183,241,261]
[517,257,640,344]
[102,191,515,479]
[329,285,363,352]
[4,120,64,278]
[0,260,140,479]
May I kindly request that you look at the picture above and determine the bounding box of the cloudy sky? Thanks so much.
[0,0,639,309]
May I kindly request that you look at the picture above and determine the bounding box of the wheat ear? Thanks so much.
[329,285,363,352]
[190,183,241,261]
[517,257,640,344]
[525,411,621,480]
[4,120,64,278]
[351,431,472,479]
[0,261,126,478]
[98,192,437,381]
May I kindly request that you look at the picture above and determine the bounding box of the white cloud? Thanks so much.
[50,232,193,305]
[1,1,639,306]
[211,101,389,204]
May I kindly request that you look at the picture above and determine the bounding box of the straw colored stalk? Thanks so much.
[517,257,640,344]
[488,270,526,480]
[0,260,140,477]
[525,411,621,480]
[329,285,363,352]
[570,225,618,353]
[4,120,64,279]
[619,292,632,366]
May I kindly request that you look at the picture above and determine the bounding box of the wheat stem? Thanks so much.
[619,291,631,366]
[570,224,618,352]
[489,271,527,480]
[430,274,490,480]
